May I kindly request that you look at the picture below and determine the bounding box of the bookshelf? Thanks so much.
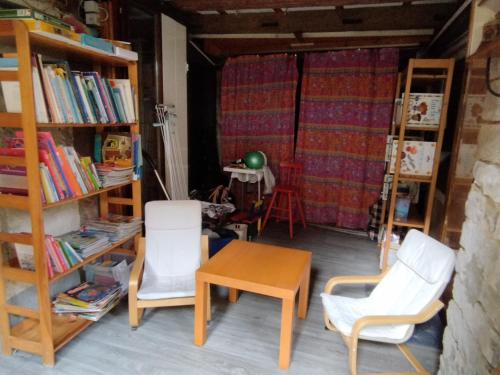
[381,58,455,270]
[0,20,142,366]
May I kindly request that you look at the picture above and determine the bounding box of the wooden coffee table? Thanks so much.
[194,240,312,369]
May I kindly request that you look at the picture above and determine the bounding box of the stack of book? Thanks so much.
[94,163,134,188]
[53,281,122,321]
[0,54,136,124]
[0,132,102,203]
[83,214,142,243]
[15,234,84,278]
[58,230,111,258]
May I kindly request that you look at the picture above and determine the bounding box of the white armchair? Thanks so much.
[321,229,455,375]
[129,200,210,328]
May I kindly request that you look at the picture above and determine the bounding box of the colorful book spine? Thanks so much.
[56,146,83,196]
[39,164,56,203]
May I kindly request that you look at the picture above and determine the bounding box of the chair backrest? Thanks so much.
[279,161,303,188]
[144,200,202,278]
[367,230,455,316]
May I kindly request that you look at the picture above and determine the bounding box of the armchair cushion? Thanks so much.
[137,200,202,300]
[137,274,195,300]
[321,293,414,343]
[397,230,455,284]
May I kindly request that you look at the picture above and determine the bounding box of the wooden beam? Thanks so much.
[202,35,428,57]
[187,3,456,34]
[173,0,420,12]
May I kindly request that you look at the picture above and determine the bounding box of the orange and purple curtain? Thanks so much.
[296,48,399,229]
[219,54,298,175]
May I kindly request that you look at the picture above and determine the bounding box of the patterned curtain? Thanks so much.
[296,48,399,229]
[219,54,298,175]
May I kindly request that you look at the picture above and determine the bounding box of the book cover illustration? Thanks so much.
[407,93,443,127]
[390,140,436,176]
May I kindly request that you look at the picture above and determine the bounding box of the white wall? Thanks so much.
[161,14,188,198]
[468,0,500,56]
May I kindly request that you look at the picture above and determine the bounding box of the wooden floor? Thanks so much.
[0,223,441,374]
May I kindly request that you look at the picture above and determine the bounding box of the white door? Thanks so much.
[161,14,188,199]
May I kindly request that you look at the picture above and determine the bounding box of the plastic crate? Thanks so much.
[84,253,134,293]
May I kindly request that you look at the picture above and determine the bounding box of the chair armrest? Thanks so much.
[201,235,209,265]
[129,237,145,292]
[323,272,387,295]
[351,300,444,341]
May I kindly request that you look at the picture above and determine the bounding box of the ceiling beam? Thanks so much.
[186,3,456,34]
[201,35,429,57]
[172,0,425,12]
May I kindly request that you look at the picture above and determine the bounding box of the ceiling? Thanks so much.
[164,0,467,58]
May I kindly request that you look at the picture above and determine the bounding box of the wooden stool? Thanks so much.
[261,162,306,239]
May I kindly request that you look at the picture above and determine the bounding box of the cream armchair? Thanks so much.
[129,200,210,328]
[321,230,455,375]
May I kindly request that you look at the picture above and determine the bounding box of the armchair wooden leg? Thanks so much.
[129,294,144,328]
[348,336,359,375]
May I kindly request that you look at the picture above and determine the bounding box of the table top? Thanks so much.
[197,240,311,298]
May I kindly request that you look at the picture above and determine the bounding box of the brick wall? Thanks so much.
[438,124,500,374]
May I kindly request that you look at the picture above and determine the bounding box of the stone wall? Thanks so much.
[438,124,500,374]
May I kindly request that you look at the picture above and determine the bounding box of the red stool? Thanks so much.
[261,161,306,239]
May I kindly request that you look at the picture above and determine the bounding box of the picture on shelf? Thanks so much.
[389,140,436,176]
[406,93,443,127]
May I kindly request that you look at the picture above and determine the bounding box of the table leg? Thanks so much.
[279,297,295,369]
[194,278,208,346]
[228,288,239,303]
[298,261,311,320]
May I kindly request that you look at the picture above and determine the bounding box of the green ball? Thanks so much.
[244,151,265,169]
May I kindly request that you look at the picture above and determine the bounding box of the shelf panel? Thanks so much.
[28,32,131,67]
[411,74,448,80]
[395,124,440,132]
[0,70,18,81]
[393,213,425,229]
[0,155,25,167]
[0,113,21,128]
[37,122,135,128]
[398,174,432,183]
[0,194,29,210]
[43,181,132,210]
[49,231,140,283]
[10,313,92,354]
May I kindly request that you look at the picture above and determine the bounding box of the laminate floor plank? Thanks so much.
[0,223,441,374]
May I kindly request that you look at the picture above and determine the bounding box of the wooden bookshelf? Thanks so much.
[43,181,133,209]
[37,122,136,128]
[0,20,142,366]
[382,58,455,270]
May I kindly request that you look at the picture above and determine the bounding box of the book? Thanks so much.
[407,93,443,127]
[36,54,61,122]
[22,19,81,43]
[0,9,74,31]
[114,46,138,61]
[109,79,135,122]
[80,34,114,54]
[389,140,436,176]
[15,241,54,277]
